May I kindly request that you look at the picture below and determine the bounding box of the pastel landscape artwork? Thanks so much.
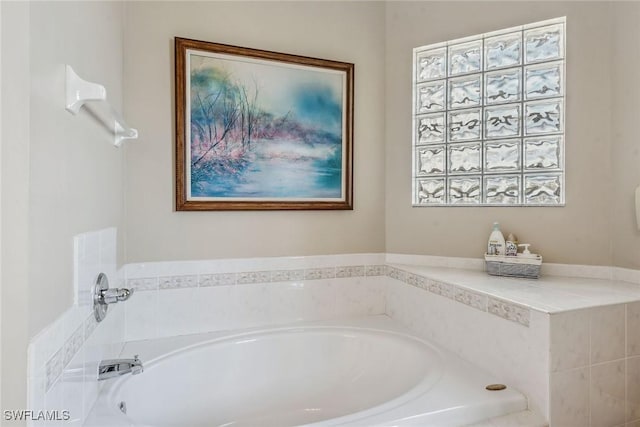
[188,53,345,200]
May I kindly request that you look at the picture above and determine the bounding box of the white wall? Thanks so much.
[1,0,30,417]
[28,1,126,338]
[0,1,3,412]
[122,1,386,262]
[611,2,640,270]
[384,2,626,266]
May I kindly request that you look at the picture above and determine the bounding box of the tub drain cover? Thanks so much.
[485,384,507,391]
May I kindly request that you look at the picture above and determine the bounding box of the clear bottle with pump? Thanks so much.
[487,222,506,256]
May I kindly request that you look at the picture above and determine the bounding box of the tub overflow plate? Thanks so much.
[485,383,507,391]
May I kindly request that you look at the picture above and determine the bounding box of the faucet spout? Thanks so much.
[98,355,143,381]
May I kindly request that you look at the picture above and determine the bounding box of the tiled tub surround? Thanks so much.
[27,253,387,426]
[386,260,640,314]
[122,253,387,341]
[27,250,640,427]
[28,305,125,427]
[385,266,551,420]
[549,303,640,427]
[28,227,124,427]
[385,258,640,427]
[386,253,640,286]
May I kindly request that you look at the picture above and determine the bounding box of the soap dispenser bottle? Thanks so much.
[487,222,506,256]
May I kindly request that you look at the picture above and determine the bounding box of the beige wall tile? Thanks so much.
[591,360,626,427]
[551,310,590,372]
[591,305,626,364]
[628,356,640,422]
[628,302,640,357]
[550,367,589,427]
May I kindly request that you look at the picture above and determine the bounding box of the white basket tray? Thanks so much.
[484,254,542,279]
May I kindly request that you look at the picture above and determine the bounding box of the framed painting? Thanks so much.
[175,37,354,210]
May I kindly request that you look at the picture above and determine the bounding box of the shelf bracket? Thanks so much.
[65,65,138,147]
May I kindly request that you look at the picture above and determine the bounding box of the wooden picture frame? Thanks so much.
[175,37,354,211]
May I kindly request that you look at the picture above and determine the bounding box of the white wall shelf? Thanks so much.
[65,65,138,147]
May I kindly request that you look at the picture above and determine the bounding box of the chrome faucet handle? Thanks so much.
[93,273,134,322]
[101,287,133,304]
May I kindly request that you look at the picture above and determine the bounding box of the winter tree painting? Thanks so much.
[175,39,353,210]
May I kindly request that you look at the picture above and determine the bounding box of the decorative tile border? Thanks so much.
[63,325,84,367]
[127,264,387,291]
[199,273,235,287]
[127,277,158,291]
[454,287,488,311]
[427,279,454,299]
[159,275,198,289]
[304,267,335,280]
[387,266,407,282]
[405,272,424,289]
[44,311,99,392]
[365,265,387,276]
[488,297,531,327]
[271,269,305,282]
[336,265,365,278]
[44,348,63,391]
[158,276,173,289]
[237,271,272,285]
[84,309,98,338]
[386,266,531,327]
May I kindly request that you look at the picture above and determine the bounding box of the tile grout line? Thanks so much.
[625,303,628,426]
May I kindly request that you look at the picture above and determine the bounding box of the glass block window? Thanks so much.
[412,17,565,206]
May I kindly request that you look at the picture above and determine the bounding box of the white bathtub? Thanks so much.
[85,316,527,426]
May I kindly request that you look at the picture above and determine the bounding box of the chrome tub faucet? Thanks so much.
[98,355,143,381]
[93,272,134,322]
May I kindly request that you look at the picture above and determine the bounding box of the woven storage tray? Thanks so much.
[484,254,542,279]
